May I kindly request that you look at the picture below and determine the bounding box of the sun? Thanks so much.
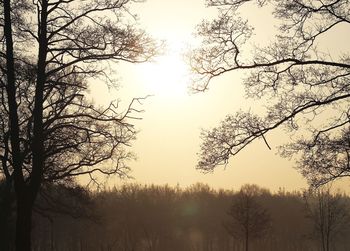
[138,40,190,98]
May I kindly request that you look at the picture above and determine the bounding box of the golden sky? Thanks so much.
[91,0,349,192]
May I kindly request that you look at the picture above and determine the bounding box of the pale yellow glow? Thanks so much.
[108,0,310,192]
[102,0,350,193]
[138,40,190,99]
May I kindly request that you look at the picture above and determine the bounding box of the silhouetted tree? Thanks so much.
[190,0,350,187]
[0,0,157,250]
[224,185,271,251]
[304,187,350,251]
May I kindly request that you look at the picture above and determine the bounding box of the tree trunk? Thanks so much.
[0,180,13,251]
[326,233,330,251]
[245,229,249,251]
[3,0,34,248]
[15,192,33,251]
[50,219,55,251]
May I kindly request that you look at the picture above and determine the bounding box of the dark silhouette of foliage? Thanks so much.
[22,183,350,251]
[0,0,157,250]
[189,0,350,187]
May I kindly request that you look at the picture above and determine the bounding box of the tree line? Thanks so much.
[2,182,350,251]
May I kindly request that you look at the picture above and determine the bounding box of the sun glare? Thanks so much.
[138,40,190,98]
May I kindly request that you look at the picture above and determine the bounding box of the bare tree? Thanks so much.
[304,187,350,251]
[189,0,350,186]
[224,185,271,251]
[0,0,157,250]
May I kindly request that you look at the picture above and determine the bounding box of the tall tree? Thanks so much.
[189,0,350,187]
[0,0,157,250]
[304,187,350,251]
[224,185,271,251]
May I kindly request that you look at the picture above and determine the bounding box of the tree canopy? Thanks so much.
[1,0,157,250]
[189,0,350,187]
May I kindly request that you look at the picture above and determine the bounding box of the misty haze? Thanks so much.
[1,0,349,251]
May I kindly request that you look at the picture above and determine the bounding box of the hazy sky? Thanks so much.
[91,0,349,192]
